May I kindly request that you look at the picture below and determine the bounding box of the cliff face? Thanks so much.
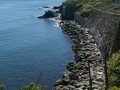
[60,3,79,20]
[60,4,120,59]
[87,9,120,59]
[60,4,87,25]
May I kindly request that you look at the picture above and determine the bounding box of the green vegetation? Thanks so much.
[65,0,120,17]
[20,83,44,90]
[0,73,43,90]
[75,0,102,17]
[110,86,120,90]
[96,1,120,14]
[64,0,78,7]
[0,83,5,90]
[0,83,44,90]
[107,51,120,90]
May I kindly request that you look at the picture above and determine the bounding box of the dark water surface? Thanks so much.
[0,0,74,90]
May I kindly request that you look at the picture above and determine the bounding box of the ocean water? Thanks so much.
[0,0,74,90]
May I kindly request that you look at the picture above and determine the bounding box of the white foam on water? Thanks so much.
[53,22,60,27]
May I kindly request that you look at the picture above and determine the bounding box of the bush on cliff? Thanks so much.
[20,83,44,90]
[65,0,120,18]
[107,51,120,89]
[110,86,120,90]
[0,83,5,90]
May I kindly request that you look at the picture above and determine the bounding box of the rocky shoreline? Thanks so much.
[55,21,105,90]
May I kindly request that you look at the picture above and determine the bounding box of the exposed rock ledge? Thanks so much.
[37,10,58,18]
[55,21,105,90]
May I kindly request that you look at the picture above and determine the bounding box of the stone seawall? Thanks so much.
[60,4,120,59]
[87,9,120,59]
[55,21,105,90]
[55,3,120,90]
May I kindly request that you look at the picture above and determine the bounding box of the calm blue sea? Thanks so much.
[0,0,74,90]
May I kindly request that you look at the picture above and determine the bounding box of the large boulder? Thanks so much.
[38,10,58,18]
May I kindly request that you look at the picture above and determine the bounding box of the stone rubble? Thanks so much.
[55,20,105,90]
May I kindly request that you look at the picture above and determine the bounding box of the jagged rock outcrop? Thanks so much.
[60,3,80,20]
[87,9,120,59]
[55,21,105,90]
[37,10,58,18]
[53,5,61,9]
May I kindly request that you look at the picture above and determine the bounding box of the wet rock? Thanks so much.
[67,85,75,90]
[38,10,58,18]
[55,85,63,90]
[53,5,61,9]
[74,62,82,70]
[69,73,79,80]
[61,86,69,90]
[55,79,63,86]
[74,83,84,88]
[62,78,70,85]
[70,80,79,85]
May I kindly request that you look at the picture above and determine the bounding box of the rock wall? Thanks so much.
[56,3,120,89]
[74,14,87,26]
[60,3,120,59]
[55,21,105,90]
[60,1,120,59]
[87,9,120,59]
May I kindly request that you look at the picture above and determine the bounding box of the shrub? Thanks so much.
[20,83,44,90]
[0,84,5,90]
[107,51,120,88]
[110,86,120,90]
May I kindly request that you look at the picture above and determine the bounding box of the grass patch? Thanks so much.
[20,83,44,90]
[65,0,120,17]
[96,1,120,14]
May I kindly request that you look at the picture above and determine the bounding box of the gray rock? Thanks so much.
[38,10,58,18]
[55,79,63,86]
[74,83,84,88]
